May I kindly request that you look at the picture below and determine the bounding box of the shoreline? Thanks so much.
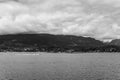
[0,52,119,55]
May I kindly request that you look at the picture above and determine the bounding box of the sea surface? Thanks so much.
[0,53,120,80]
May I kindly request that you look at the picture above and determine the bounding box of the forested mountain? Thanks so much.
[0,34,119,52]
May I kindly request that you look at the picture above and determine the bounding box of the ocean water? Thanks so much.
[0,53,120,80]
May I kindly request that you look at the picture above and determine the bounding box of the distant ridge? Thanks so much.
[0,33,119,52]
[109,39,120,46]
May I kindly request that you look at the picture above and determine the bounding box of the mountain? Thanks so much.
[0,34,105,52]
[0,33,120,52]
[109,39,120,46]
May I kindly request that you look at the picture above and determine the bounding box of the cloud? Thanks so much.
[0,0,120,41]
[86,0,120,6]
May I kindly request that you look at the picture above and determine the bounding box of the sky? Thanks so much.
[0,0,120,41]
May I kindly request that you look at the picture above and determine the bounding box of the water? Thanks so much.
[0,53,120,80]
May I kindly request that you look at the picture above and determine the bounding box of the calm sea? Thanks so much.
[0,53,119,80]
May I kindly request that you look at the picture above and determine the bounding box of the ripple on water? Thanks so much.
[0,53,119,80]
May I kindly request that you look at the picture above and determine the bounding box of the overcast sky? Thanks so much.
[0,0,120,41]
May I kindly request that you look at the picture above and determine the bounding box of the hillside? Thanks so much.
[0,34,119,52]
[109,39,120,46]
